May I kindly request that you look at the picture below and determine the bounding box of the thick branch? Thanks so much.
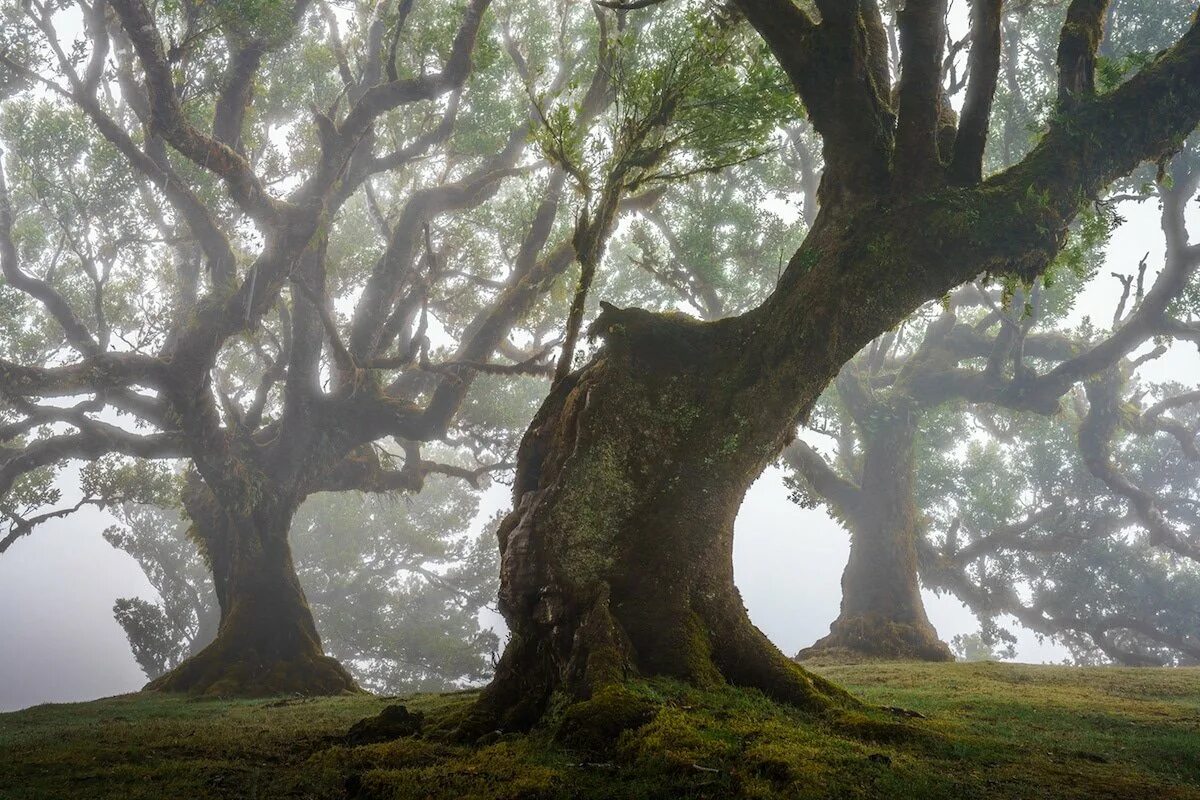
[781,439,862,516]
[895,0,950,186]
[950,0,1004,185]
[1057,0,1111,109]
[108,0,284,225]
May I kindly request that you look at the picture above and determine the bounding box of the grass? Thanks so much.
[2,660,1199,799]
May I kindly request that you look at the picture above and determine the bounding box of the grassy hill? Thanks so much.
[2,660,1198,799]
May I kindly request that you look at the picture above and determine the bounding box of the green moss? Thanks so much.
[828,709,928,746]
[545,367,708,592]
[616,704,736,772]
[353,740,563,800]
[680,611,725,687]
[547,437,634,589]
[6,657,1200,799]
[555,685,656,752]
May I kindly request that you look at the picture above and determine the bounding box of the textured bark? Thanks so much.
[798,404,952,662]
[147,480,357,696]
[461,305,856,735]
[452,4,1200,736]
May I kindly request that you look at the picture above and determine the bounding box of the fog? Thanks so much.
[0,465,1067,713]
[3,195,1188,712]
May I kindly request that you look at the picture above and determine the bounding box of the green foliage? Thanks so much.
[950,631,1017,662]
[1096,52,1157,94]
[1040,203,1121,317]
[80,458,178,508]
[533,2,798,194]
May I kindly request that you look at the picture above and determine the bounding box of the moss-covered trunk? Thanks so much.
[463,305,853,734]
[462,198,1033,734]
[801,405,952,661]
[147,480,357,696]
[461,82,1197,721]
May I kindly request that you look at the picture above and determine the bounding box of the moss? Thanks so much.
[546,436,634,589]
[680,611,725,687]
[555,685,656,753]
[6,663,1200,798]
[801,615,955,663]
[353,740,563,800]
[828,709,929,746]
[148,640,359,697]
[616,705,735,772]
[345,704,425,745]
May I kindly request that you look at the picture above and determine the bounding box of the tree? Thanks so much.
[460,0,1200,736]
[108,473,501,693]
[0,0,781,695]
[923,361,1200,666]
[916,381,1200,666]
[786,147,1199,661]
[951,631,1017,662]
[1,0,506,695]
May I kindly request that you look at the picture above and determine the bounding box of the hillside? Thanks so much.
[2,661,1198,799]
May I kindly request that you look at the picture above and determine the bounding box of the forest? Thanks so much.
[1,0,1199,797]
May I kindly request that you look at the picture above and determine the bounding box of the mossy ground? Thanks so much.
[3,661,1199,799]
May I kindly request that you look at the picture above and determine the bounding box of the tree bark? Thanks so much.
[461,6,1200,730]
[798,404,953,662]
[462,304,854,735]
[147,478,357,695]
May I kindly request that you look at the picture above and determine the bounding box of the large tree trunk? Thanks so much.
[463,192,996,734]
[799,404,952,662]
[461,18,1200,718]
[461,194,1016,736]
[462,306,854,734]
[147,479,357,696]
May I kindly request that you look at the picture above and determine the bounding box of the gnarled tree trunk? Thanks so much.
[463,304,855,734]
[147,478,357,696]
[799,403,952,662]
[460,0,1200,729]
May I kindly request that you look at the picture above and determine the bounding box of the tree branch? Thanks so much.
[950,0,1004,185]
[895,0,950,186]
[1057,0,1110,109]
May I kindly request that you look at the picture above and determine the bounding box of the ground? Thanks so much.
[2,660,1199,799]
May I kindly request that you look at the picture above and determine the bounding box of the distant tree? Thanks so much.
[105,503,219,679]
[951,631,1017,662]
[925,382,1200,667]
[109,472,500,692]
[787,151,1200,663]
